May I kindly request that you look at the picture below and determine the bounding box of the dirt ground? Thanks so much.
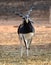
[0,23,51,45]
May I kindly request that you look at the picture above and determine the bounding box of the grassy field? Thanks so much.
[0,45,51,65]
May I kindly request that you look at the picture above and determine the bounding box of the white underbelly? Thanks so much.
[19,33,34,40]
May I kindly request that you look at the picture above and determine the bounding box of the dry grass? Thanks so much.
[0,45,51,65]
[0,44,51,65]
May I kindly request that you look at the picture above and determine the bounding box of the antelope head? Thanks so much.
[15,6,34,24]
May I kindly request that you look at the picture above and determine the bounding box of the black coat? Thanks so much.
[18,20,34,34]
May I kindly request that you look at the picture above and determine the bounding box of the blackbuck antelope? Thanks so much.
[16,7,35,57]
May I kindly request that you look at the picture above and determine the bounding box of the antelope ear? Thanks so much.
[15,12,23,17]
[17,13,23,17]
[31,21,34,24]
